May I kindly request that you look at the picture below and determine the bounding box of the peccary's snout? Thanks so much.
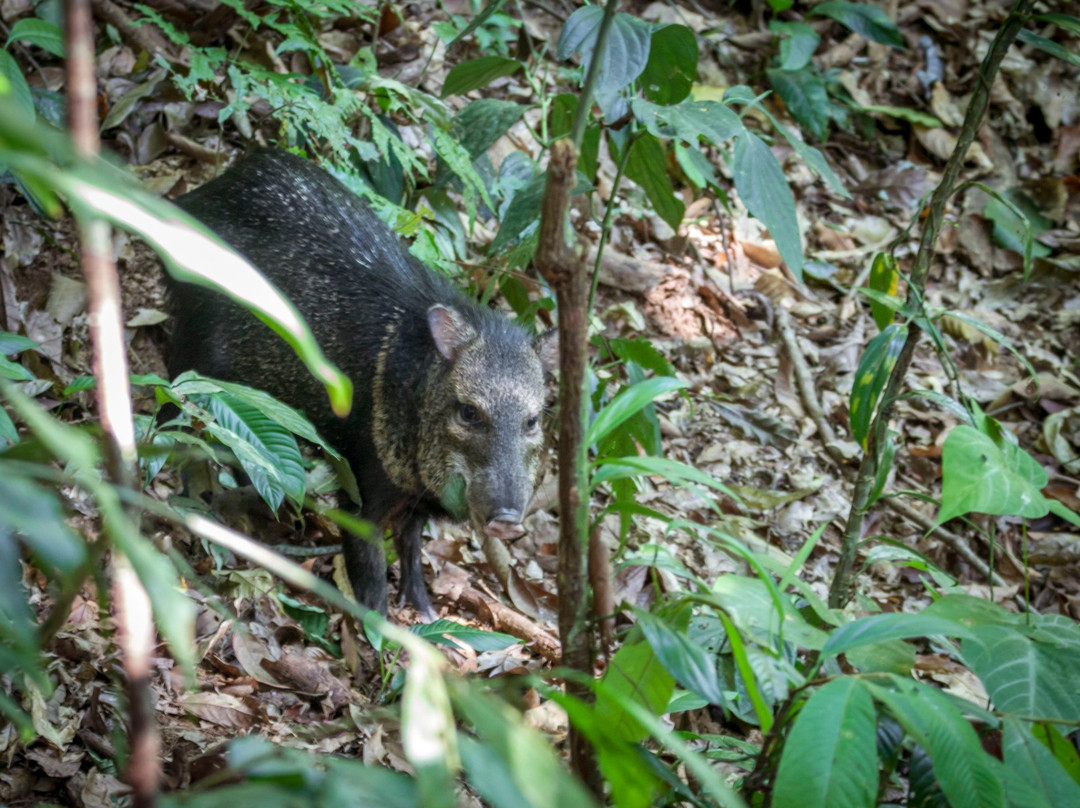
[484,509,526,541]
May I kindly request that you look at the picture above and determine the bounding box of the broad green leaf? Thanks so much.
[0,405,16,445]
[587,376,686,445]
[1032,722,1080,786]
[709,575,828,652]
[412,619,520,651]
[0,524,41,656]
[441,56,523,97]
[0,50,34,121]
[557,8,652,97]
[625,132,684,230]
[452,680,600,808]
[723,85,849,197]
[171,373,342,460]
[201,391,306,511]
[632,98,744,145]
[451,99,525,160]
[732,131,803,278]
[490,168,592,255]
[767,68,830,142]
[938,425,1049,524]
[868,252,899,331]
[0,354,34,381]
[0,474,87,578]
[823,612,977,656]
[849,323,907,448]
[641,24,697,105]
[868,677,1005,808]
[0,331,40,355]
[635,608,725,704]
[1017,29,1080,68]
[770,20,820,71]
[983,187,1052,267]
[596,638,676,744]
[812,1,905,48]
[606,337,674,376]
[1001,717,1080,806]
[773,678,878,808]
[6,18,65,57]
[962,625,1080,722]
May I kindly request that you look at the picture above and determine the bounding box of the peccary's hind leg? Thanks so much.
[395,513,435,620]
[342,530,389,615]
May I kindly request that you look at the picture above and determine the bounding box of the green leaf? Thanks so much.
[452,680,600,808]
[593,455,741,504]
[0,474,87,578]
[441,55,524,98]
[640,24,697,105]
[0,354,34,381]
[199,391,306,511]
[963,625,1080,722]
[596,638,676,744]
[868,677,1005,808]
[984,189,1052,263]
[861,105,942,127]
[632,98,744,145]
[557,8,652,97]
[1017,29,1080,68]
[0,331,40,355]
[1002,717,1080,807]
[6,18,65,57]
[770,20,820,71]
[812,1,905,48]
[773,678,878,808]
[849,323,907,448]
[625,132,684,230]
[823,612,977,656]
[412,619,520,651]
[606,337,674,376]
[451,99,525,160]
[0,405,16,446]
[732,130,803,279]
[868,252,899,331]
[724,86,848,196]
[767,68,830,142]
[0,49,35,121]
[587,376,686,446]
[635,608,725,704]
[1034,13,1080,36]
[938,425,1050,524]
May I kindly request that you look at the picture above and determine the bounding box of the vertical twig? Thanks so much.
[534,0,620,791]
[828,0,1035,609]
[536,138,596,792]
[64,2,159,806]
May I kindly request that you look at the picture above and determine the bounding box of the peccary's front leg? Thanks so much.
[395,513,435,620]
[342,530,388,616]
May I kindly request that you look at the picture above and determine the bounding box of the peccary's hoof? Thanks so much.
[483,518,526,541]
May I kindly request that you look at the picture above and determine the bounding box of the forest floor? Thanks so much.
[1,0,1078,805]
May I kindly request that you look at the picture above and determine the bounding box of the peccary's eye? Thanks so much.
[459,403,481,426]
[526,414,540,431]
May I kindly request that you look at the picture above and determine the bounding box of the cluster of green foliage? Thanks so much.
[3,1,1080,807]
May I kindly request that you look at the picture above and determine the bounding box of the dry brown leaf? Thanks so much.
[182,691,264,729]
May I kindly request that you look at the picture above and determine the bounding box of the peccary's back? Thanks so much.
[166,150,535,485]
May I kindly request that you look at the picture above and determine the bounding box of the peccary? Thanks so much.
[166,149,555,616]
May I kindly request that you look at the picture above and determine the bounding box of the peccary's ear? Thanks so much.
[535,329,559,373]
[428,305,477,361]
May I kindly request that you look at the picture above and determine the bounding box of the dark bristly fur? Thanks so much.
[166,150,553,616]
